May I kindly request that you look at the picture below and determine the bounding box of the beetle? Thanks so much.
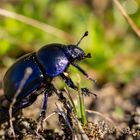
[0,31,95,123]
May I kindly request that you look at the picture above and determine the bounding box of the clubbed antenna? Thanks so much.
[76,31,88,46]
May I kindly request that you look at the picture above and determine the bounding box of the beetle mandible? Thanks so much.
[0,31,95,123]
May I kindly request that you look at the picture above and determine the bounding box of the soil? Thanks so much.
[0,77,140,140]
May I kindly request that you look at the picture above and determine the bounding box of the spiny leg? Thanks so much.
[71,62,96,84]
[37,90,49,132]
[49,84,73,129]
[46,83,67,104]
[60,73,96,96]
[37,84,55,130]
[38,83,55,121]
[50,84,73,112]
[81,88,97,97]
[39,91,48,120]
[60,73,78,90]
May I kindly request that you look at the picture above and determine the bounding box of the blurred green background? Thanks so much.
[0,0,140,87]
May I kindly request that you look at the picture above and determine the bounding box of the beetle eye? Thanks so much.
[74,48,82,54]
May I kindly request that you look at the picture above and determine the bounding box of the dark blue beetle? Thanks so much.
[0,31,95,123]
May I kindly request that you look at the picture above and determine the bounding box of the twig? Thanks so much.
[86,109,124,133]
[36,111,56,133]
[71,111,89,140]
[64,87,77,114]
[9,67,32,139]
[86,109,114,125]
[35,130,45,140]
[76,119,89,140]
[113,0,140,38]
[43,111,56,122]
[0,8,75,42]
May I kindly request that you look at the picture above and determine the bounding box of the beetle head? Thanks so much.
[66,31,91,62]
[62,31,96,84]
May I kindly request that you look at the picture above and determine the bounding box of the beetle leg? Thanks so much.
[39,91,48,120]
[44,83,74,113]
[60,72,97,97]
[81,87,97,98]
[60,73,78,90]
[37,90,49,131]
[71,62,96,84]
[48,84,73,112]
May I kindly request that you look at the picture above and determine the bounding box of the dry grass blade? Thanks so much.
[76,121,89,140]
[86,109,122,132]
[9,67,32,139]
[113,0,140,38]
[64,87,77,114]
[86,109,114,125]
[71,112,89,140]
[43,111,56,122]
[35,131,45,140]
[36,111,56,133]
[0,8,75,42]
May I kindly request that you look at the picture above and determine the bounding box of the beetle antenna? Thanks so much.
[76,31,88,46]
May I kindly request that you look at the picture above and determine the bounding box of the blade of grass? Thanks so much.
[113,0,140,38]
[78,84,87,125]
[9,67,32,139]
[0,8,75,42]
[64,87,77,115]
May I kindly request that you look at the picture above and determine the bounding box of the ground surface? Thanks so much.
[0,77,140,140]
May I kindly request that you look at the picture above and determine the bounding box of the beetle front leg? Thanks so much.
[60,73,96,97]
[81,87,97,97]
[71,62,96,84]
[60,73,78,91]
